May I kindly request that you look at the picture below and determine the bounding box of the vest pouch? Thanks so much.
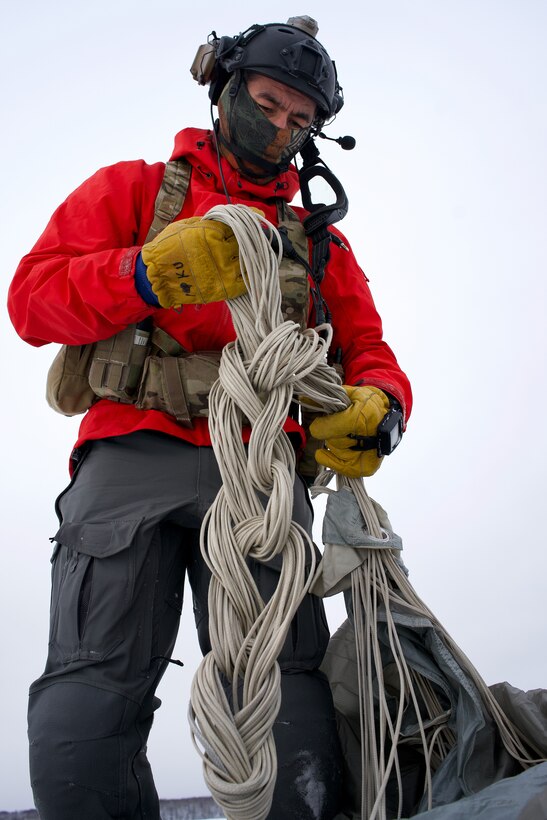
[136,351,222,426]
[44,162,312,426]
[88,323,151,403]
[49,518,143,663]
[46,343,98,416]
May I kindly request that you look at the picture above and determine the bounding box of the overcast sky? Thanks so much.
[1,0,546,812]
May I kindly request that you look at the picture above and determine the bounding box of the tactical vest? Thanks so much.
[46,159,311,425]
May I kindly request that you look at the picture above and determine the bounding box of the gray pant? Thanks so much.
[28,432,342,819]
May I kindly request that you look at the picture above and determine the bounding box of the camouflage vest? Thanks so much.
[46,159,311,424]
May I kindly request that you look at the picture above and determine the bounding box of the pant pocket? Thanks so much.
[49,518,143,664]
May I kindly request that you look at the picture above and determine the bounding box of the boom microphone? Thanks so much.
[318,132,356,150]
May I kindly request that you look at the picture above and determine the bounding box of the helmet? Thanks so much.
[209,19,343,121]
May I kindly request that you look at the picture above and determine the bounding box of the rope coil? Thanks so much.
[188,204,543,820]
[188,205,346,820]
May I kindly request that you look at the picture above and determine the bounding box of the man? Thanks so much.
[8,17,412,820]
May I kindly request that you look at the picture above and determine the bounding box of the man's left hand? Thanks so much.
[309,385,391,478]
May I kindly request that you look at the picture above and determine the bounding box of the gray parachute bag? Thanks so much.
[312,486,547,819]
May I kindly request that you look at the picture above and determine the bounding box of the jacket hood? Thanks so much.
[169,127,301,203]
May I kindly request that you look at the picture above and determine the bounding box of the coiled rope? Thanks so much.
[188,204,346,820]
[187,204,543,820]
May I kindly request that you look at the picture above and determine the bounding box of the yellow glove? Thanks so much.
[309,385,391,478]
[141,217,246,308]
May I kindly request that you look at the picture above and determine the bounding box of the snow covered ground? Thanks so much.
[0,797,224,820]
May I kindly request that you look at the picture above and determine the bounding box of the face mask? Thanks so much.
[217,73,311,179]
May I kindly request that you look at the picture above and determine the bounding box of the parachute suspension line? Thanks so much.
[187,204,346,820]
[187,204,542,820]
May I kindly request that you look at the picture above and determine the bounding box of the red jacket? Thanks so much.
[8,127,412,460]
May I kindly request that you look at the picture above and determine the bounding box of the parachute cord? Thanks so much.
[187,204,345,820]
[187,204,543,820]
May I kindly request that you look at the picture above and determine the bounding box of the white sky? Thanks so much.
[1,0,546,812]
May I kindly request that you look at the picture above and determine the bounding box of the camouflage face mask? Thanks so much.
[217,73,311,179]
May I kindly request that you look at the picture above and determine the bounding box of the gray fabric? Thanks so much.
[318,487,547,818]
[322,487,403,550]
[490,682,547,757]
[48,432,325,672]
[406,761,547,819]
[313,489,405,597]
[29,431,340,820]
[325,615,547,819]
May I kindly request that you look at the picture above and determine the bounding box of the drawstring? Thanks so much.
[151,655,184,668]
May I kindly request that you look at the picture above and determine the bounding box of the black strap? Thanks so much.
[297,139,349,329]
[348,435,378,452]
[273,224,329,328]
[151,655,184,668]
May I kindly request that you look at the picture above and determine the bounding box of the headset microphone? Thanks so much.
[318,133,356,150]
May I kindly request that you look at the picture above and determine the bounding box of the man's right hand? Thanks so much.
[140,217,246,308]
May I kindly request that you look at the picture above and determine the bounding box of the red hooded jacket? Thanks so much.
[8,128,412,462]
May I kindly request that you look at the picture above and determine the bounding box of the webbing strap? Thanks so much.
[151,326,185,356]
[144,159,191,243]
[161,357,192,425]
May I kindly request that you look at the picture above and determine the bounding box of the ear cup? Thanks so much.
[208,35,239,104]
[333,88,344,115]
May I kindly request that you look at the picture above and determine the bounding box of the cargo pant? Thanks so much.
[28,432,342,819]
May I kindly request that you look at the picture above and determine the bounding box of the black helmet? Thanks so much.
[210,19,343,120]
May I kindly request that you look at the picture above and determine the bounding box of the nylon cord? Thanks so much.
[188,205,343,819]
[187,204,544,820]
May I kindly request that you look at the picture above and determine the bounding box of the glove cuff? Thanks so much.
[134,251,161,307]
